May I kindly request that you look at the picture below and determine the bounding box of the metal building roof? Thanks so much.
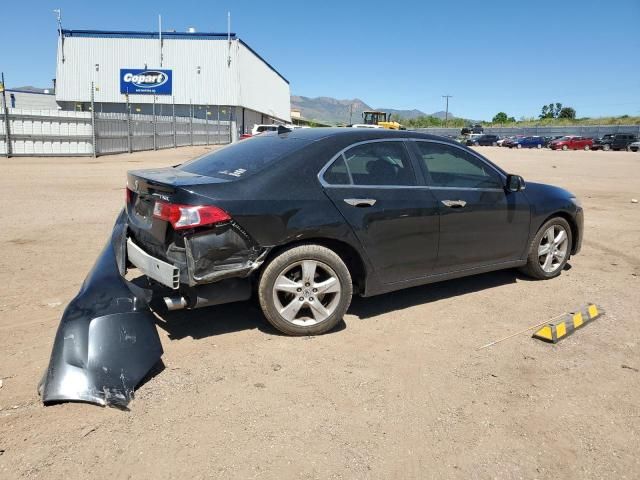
[60,29,288,84]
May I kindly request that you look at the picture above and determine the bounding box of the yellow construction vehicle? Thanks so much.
[361,110,405,130]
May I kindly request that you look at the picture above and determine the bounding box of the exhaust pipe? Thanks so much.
[164,295,187,311]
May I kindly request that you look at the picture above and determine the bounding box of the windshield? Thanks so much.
[178,134,309,180]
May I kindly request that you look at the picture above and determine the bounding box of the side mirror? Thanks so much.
[506,174,526,192]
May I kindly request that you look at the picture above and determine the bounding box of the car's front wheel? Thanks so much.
[258,244,353,336]
[521,217,572,280]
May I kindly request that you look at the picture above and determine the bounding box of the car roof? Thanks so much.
[260,127,458,144]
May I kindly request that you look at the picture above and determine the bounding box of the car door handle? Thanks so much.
[441,200,467,208]
[344,198,377,207]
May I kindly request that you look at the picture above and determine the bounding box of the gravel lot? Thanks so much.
[1,145,639,479]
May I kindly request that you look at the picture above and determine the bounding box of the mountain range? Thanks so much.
[291,95,453,125]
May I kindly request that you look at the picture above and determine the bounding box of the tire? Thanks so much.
[584,145,590,151]
[258,244,353,336]
[562,145,568,151]
[632,147,639,152]
[520,217,572,280]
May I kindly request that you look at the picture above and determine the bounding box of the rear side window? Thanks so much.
[415,141,502,189]
[179,135,308,179]
[324,141,416,186]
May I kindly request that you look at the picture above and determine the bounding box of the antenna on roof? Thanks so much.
[227,11,232,67]
[158,14,163,67]
[53,9,65,63]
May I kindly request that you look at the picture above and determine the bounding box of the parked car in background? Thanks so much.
[508,136,545,149]
[461,124,484,135]
[611,133,638,151]
[466,134,499,146]
[628,140,640,152]
[252,124,280,135]
[542,136,559,147]
[497,136,515,147]
[501,136,525,148]
[591,134,616,151]
[550,136,594,151]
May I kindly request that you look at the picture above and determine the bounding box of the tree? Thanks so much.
[555,103,562,117]
[540,105,551,119]
[492,112,508,123]
[558,107,576,119]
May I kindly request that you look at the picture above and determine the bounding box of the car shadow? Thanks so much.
[153,297,347,340]
[349,268,527,320]
[150,267,544,341]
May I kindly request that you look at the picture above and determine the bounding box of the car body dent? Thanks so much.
[39,210,163,408]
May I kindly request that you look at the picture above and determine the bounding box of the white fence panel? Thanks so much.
[1,107,232,157]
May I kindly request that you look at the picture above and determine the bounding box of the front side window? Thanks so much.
[324,141,416,186]
[415,141,502,189]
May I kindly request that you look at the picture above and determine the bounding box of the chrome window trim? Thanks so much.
[318,138,415,188]
[318,137,506,192]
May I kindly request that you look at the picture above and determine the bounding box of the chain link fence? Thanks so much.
[1,107,232,157]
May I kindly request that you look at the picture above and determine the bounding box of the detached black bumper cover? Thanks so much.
[38,210,163,407]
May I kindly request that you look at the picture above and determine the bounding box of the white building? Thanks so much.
[55,29,291,134]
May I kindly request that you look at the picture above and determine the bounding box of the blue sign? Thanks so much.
[120,69,172,95]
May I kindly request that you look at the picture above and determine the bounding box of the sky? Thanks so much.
[1,0,639,120]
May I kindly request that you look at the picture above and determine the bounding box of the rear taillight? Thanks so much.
[152,201,231,230]
[125,187,133,204]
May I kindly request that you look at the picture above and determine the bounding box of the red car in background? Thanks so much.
[550,136,594,151]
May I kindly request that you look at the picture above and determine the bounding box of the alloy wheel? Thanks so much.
[272,260,342,326]
[538,225,569,273]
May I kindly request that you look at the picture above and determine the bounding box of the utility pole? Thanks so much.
[1,72,13,157]
[442,95,453,127]
[349,103,354,125]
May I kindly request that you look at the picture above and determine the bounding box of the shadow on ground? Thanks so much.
[153,268,533,341]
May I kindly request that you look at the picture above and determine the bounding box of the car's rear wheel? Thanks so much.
[258,244,353,336]
[520,217,572,280]
[562,145,568,151]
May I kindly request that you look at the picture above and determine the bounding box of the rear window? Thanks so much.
[178,134,308,179]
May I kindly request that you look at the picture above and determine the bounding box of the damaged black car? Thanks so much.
[40,128,583,406]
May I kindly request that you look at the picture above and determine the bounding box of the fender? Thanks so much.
[38,210,163,408]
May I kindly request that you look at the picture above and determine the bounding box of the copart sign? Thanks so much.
[120,69,172,95]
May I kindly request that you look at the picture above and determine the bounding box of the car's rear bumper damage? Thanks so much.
[40,210,266,407]
[39,210,163,408]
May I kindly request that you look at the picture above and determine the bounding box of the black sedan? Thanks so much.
[40,128,584,406]
[466,134,499,146]
[128,128,582,333]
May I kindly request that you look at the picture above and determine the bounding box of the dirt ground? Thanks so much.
[1,145,639,479]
